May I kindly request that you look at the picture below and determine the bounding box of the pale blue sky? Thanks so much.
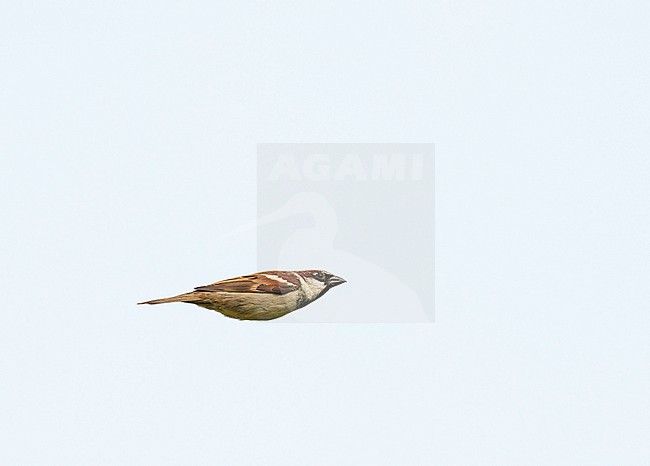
[1,1,649,464]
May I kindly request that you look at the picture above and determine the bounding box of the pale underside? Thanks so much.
[190,290,304,320]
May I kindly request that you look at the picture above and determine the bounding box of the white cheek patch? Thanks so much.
[299,276,326,301]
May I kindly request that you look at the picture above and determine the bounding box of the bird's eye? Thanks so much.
[315,272,324,280]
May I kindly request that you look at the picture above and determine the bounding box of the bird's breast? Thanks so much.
[197,290,303,320]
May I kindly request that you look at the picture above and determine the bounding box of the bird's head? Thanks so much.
[298,270,346,300]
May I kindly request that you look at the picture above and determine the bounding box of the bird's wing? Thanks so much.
[194,271,300,295]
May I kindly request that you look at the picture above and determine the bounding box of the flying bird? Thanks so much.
[138,270,346,320]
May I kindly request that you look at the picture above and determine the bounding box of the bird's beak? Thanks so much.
[327,275,346,287]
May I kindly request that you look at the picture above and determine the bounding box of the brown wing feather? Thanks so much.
[194,271,299,295]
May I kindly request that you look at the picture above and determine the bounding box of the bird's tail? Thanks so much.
[137,292,197,305]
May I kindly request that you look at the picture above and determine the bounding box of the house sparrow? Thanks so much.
[138,270,346,321]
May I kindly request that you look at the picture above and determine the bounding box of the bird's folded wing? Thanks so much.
[194,272,300,295]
